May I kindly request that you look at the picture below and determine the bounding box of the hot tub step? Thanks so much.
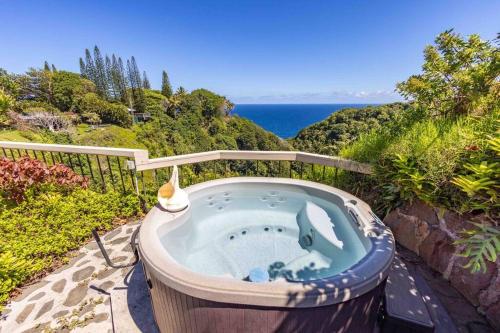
[382,256,435,333]
[382,256,459,333]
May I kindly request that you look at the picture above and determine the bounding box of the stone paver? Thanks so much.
[72,266,95,282]
[51,279,66,293]
[0,221,152,333]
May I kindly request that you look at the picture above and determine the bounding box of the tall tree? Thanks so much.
[79,57,87,78]
[142,71,151,89]
[93,46,108,98]
[51,64,57,72]
[84,49,96,84]
[397,30,499,117]
[127,59,138,110]
[117,57,129,105]
[130,56,145,112]
[44,61,50,71]
[161,70,173,97]
[105,55,117,99]
[110,55,123,101]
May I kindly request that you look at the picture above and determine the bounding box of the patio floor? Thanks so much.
[0,221,157,333]
[0,222,494,333]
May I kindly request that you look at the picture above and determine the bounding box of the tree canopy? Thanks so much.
[397,30,499,117]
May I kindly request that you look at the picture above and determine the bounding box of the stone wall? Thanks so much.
[384,200,499,330]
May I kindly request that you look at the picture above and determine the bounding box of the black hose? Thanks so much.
[92,227,140,268]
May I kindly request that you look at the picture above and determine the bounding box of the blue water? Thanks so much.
[232,104,371,139]
[162,183,369,281]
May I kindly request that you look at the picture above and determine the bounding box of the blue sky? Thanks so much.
[0,1,498,103]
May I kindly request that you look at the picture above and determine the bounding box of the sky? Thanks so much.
[0,1,498,104]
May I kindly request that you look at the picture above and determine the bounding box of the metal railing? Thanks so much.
[0,141,373,208]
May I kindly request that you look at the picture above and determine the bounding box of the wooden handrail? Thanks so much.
[0,141,372,175]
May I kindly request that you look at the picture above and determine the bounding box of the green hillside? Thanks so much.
[291,103,407,155]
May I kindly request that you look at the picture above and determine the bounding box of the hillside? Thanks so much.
[291,103,408,155]
[0,59,289,156]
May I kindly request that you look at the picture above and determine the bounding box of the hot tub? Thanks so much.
[139,177,394,332]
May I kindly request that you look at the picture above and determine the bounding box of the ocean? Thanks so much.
[232,104,371,139]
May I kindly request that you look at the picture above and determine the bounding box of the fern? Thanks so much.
[455,223,500,273]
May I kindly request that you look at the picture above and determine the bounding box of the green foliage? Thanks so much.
[0,68,19,97]
[144,89,168,117]
[190,89,232,119]
[292,103,407,155]
[451,135,500,213]
[81,112,101,125]
[15,100,60,115]
[0,187,140,304]
[455,223,500,273]
[397,30,499,117]
[337,31,500,273]
[16,68,54,103]
[75,125,146,149]
[161,70,173,97]
[77,93,132,127]
[51,71,95,111]
[0,88,14,114]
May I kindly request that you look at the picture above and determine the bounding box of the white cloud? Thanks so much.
[231,89,402,104]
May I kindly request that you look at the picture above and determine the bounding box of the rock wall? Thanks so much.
[384,200,499,330]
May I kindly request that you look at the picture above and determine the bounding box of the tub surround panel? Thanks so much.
[148,273,385,333]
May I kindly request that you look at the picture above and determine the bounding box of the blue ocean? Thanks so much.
[232,104,371,139]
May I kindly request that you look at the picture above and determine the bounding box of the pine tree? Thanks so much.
[127,59,138,110]
[161,70,173,97]
[105,55,116,99]
[51,64,57,72]
[110,55,122,101]
[79,57,87,78]
[44,61,50,71]
[93,46,108,99]
[84,48,96,84]
[118,57,129,105]
[130,56,145,112]
[142,71,151,89]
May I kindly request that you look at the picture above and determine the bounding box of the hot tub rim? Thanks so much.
[139,177,395,308]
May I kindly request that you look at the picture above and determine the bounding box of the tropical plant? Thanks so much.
[0,157,88,203]
[455,223,500,273]
[397,30,499,118]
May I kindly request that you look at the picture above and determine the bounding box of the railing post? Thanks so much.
[127,159,139,195]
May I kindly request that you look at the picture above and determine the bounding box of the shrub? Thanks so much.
[0,157,88,203]
[0,188,140,305]
[0,88,14,125]
[144,89,168,117]
[77,93,132,127]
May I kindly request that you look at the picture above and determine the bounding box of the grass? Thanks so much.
[0,129,47,142]
[73,124,147,149]
[341,110,499,214]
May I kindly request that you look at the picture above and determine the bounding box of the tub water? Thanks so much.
[161,183,371,282]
